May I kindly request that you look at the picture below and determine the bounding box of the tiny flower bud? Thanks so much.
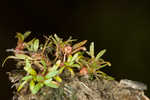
[80,67,88,75]
[64,46,72,54]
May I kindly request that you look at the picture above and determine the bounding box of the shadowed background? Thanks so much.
[0,0,150,99]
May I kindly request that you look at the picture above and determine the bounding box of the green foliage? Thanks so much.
[25,38,40,52]
[24,59,37,76]
[2,31,114,95]
[62,53,81,77]
[83,42,113,80]
[15,31,31,42]
[16,60,61,94]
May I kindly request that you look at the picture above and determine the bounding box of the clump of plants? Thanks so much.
[2,31,113,95]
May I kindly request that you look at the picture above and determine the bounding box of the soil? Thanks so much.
[8,70,149,100]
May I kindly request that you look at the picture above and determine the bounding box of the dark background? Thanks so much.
[0,0,150,99]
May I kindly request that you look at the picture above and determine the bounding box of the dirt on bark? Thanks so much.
[8,70,149,100]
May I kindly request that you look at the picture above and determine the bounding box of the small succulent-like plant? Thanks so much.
[79,42,113,80]
[18,60,61,94]
[2,31,113,95]
[59,52,81,77]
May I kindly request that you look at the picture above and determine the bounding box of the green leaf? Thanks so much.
[44,78,52,84]
[98,64,107,69]
[64,61,73,66]
[51,36,57,44]
[58,66,65,74]
[25,67,37,76]
[41,59,47,74]
[22,75,33,81]
[16,54,32,60]
[66,67,75,77]
[24,31,31,39]
[2,54,33,67]
[71,64,80,68]
[54,76,62,82]
[79,59,89,67]
[45,70,58,79]
[73,40,87,49]
[25,38,36,51]
[31,83,44,94]
[36,75,44,82]
[17,81,27,91]
[97,62,111,69]
[71,53,79,62]
[64,36,76,44]
[67,55,72,62]
[54,34,61,42]
[95,49,106,61]
[26,38,36,45]
[107,62,111,66]
[96,71,114,80]
[29,80,35,92]
[33,39,39,52]
[51,60,61,71]
[86,51,90,56]
[2,56,17,67]
[44,80,59,88]
[16,33,24,41]
[24,59,37,75]
[25,59,31,67]
[94,66,102,71]
[90,42,94,58]
[91,62,98,68]
[45,60,60,78]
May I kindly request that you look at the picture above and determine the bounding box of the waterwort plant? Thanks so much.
[2,32,113,94]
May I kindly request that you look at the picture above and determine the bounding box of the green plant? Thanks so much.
[2,31,113,95]
[49,34,86,77]
[79,42,113,80]
[59,52,81,77]
[18,60,61,94]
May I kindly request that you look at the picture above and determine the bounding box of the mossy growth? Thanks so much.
[2,31,114,95]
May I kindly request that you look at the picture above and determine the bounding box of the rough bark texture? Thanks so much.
[9,71,149,100]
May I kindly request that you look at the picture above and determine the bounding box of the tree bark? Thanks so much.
[9,71,149,100]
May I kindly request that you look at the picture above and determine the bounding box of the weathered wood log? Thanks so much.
[8,71,149,100]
